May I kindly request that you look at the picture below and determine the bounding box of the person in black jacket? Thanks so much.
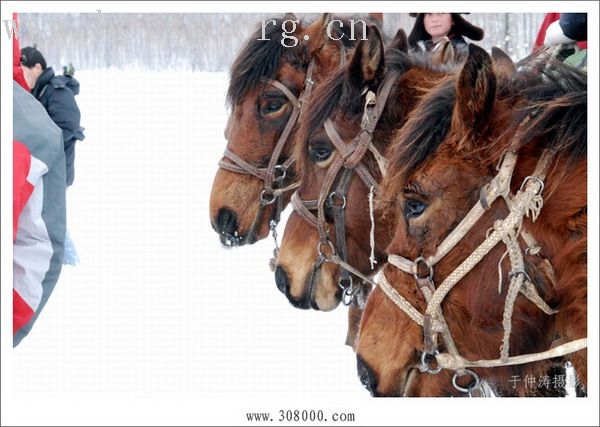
[21,46,84,187]
[408,13,484,60]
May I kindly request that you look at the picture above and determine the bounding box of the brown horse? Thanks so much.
[355,45,587,396]
[275,26,454,313]
[209,15,358,247]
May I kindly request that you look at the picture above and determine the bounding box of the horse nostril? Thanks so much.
[216,208,238,236]
[275,266,290,295]
[357,355,379,396]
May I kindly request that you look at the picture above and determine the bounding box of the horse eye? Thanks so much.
[309,145,332,163]
[261,101,284,115]
[404,199,427,219]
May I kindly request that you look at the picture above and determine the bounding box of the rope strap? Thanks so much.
[435,338,587,370]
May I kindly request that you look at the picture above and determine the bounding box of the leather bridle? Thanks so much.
[291,71,399,306]
[218,59,317,246]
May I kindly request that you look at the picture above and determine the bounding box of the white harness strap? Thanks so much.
[378,148,587,388]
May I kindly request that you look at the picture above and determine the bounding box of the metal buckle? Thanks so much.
[317,239,336,259]
[260,190,277,205]
[419,350,442,375]
[519,176,545,195]
[508,269,533,283]
[452,369,482,395]
[273,165,287,183]
[327,191,347,209]
[413,256,434,281]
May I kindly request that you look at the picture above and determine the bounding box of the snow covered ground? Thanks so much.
[12,69,369,399]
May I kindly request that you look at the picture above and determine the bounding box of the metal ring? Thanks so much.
[317,239,336,258]
[327,192,347,209]
[339,275,353,290]
[273,165,287,183]
[342,287,354,306]
[419,350,442,375]
[452,369,481,394]
[260,190,277,205]
[519,176,545,195]
[413,256,434,281]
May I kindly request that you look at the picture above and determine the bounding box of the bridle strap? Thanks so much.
[291,192,319,229]
[219,148,267,181]
[331,168,354,290]
[218,59,317,245]
[291,71,401,303]
[380,148,586,385]
[387,151,519,276]
[435,338,588,370]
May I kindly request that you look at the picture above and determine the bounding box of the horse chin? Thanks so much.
[307,274,341,311]
[309,287,341,311]
[218,226,267,247]
[219,232,245,247]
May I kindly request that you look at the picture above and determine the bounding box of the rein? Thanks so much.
[218,59,317,247]
[291,71,398,306]
[376,142,587,396]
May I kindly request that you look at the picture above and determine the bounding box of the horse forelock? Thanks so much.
[381,78,457,203]
[226,17,309,108]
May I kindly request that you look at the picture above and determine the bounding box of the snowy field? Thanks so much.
[12,69,369,399]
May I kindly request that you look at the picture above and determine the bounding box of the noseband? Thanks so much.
[218,59,317,247]
[291,71,398,306]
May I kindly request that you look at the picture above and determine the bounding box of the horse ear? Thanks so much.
[347,25,385,89]
[303,13,332,56]
[431,38,455,65]
[491,47,516,80]
[455,44,496,139]
[284,12,298,23]
[368,13,383,27]
[389,28,408,53]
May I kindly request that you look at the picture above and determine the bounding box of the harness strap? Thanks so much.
[291,192,319,228]
[291,71,401,304]
[219,148,267,180]
[429,151,518,268]
[383,148,580,384]
[435,338,587,370]
[218,59,318,246]
[331,169,354,292]
[317,155,346,242]
[264,79,302,109]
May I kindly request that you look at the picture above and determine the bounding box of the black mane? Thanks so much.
[304,47,416,140]
[226,17,308,108]
[386,78,456,182]
[226,15,367,109]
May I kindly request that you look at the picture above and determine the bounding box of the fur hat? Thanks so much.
[408,13,484,48]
